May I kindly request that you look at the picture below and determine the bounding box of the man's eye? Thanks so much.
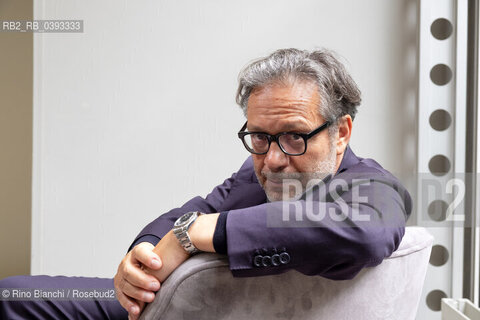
[289,134,302,141]
[252,134,268,141]
[283,134,302,142]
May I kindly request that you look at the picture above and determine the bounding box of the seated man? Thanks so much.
[0,48,411,320]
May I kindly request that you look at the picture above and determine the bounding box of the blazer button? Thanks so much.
[271,254,281,266]
[253,255,263,267]
[279,252,291,264]
[262,255,272,267]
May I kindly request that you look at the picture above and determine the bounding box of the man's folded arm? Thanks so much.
[224,174,411,280]
[127,156,261,252]
[127,181,235,251]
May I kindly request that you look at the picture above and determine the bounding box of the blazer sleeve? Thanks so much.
[224,167,412,280]
[127,157,261,252]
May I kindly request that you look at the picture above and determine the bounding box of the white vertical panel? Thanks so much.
[417,0,468,318]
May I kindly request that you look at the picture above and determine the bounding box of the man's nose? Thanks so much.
[264,141,289,171]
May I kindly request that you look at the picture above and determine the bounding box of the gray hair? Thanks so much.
[235,48,361,124]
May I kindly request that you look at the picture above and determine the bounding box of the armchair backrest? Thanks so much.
[141,227,433,320]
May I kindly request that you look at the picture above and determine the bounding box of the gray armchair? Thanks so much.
[140,227,433,320]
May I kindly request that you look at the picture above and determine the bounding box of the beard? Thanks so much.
[256,143,337,202]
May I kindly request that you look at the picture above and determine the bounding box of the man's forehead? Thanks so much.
[247,81,320,109]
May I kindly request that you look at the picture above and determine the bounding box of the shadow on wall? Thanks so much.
[400,0,419,226]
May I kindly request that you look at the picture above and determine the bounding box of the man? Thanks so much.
[0,48,411,319]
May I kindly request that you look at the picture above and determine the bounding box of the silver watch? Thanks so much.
[173,211,203,255]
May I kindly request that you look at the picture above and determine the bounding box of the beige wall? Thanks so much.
[0,0,32,278]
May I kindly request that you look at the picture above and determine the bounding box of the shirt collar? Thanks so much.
[335,145,360,175]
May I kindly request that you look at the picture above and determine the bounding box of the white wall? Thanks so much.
[32,0,418,277]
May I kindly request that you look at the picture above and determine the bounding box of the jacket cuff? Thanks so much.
[128,234,161,252]
[213,211,229,254]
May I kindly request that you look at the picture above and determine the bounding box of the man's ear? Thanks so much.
[336,115,352,155]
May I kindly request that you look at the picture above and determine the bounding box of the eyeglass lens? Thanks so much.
[243,133,305,155]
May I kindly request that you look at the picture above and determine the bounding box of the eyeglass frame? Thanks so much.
[237,120,332,156]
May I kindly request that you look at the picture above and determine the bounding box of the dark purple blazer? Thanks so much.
[129,147,411,280]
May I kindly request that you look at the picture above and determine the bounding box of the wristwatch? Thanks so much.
[173,211,204,255]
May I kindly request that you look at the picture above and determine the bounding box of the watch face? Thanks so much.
[176,212,194,226]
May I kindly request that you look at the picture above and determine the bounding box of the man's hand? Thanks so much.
[114,242,162,319]
[120,231,189,320]
[126,213,220,319]
[142,230,190,283]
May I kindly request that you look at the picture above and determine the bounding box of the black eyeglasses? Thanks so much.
[237,120,332,156]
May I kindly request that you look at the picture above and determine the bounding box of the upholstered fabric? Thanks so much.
[140,227,433,320]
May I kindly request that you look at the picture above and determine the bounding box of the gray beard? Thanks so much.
[257,145,337,202]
